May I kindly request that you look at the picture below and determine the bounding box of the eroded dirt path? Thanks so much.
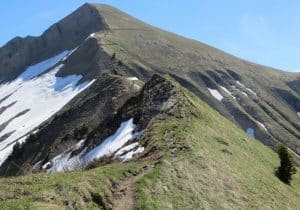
[112,166,150,210]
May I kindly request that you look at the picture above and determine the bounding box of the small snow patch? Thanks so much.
[255,120,267,131]
[236,81,257,96]
[236,81,244,88]
[219,86,236,100]
[85,33,96,40]
[43,140,86,172]
[114,142,144,162]
[207,88,223,101]
[86,118,137,161]
[241,91,248,97]
[127,77,139,81]
[297,112,300,117]
[133,84,141,90]
[62,47,78,62]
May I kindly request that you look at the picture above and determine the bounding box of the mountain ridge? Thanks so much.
[2,3,299,81]
[0,2,300,175]
[0,4,299,208]
[0,73,299,209]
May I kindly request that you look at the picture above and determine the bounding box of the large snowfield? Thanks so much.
[0,50,95,165]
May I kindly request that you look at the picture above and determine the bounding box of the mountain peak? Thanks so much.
[0,3,109,82]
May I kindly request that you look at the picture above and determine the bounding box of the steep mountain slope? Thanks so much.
[0,50,95,165]
[0,3,299,175]
[86,4,300,156]
[0,76,299,209]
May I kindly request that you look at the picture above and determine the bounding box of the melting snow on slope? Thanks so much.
[0,50,95,165]
[19,51,69,81]
[207,88,223,101]
[219,86,236,100]
[115,143,145,162]
[85,118,143,161]
[236,81,257,96]
[241,91,248,97]
[255,120,267,131]
[246,128,255,137]
[85,33,96,40]
[43,118,144,173]
[127,77,139,81]
[126,77,141,90]
[43,140,86,172]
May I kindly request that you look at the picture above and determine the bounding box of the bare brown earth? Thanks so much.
[112,165,151,210]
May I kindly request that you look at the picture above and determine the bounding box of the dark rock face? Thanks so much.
[85,74,184,150]
[57,38,113,82]
[0,3,108,82]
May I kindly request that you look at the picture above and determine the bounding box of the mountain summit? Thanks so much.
[0,3,299,209]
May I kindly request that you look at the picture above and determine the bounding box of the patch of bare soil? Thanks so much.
[112,165,150,210]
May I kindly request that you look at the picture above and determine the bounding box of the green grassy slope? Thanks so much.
[0,80,299,209]
[0,163,144,209]
[136,87,300,209]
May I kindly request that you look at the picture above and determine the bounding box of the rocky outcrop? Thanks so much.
[85,74,185,150]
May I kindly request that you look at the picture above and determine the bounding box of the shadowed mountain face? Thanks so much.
[0,4,108,82]
[0,3,299,175]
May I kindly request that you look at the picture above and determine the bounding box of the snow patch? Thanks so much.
[114,142,144,162]
[219,86,236,100]
[85,33,96,40]
[297,112,300,117]
[236,81,257,96]
[62,47,78,61]
[133,84,141,90]
[19,51,69,81]
[255,120,267,131]
[0,137,27,166]
[207,88,223,101]
[44,140,86,172]
[241,91,248,97]
[246,128,255,137]
[54,73,84,91]
[0,52,95,165]
[127,77,139,81]
[117,146,144,162]
[43,118,144,173]
[86,118,137,161]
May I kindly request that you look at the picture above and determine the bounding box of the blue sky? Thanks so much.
[1,0,299,72]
